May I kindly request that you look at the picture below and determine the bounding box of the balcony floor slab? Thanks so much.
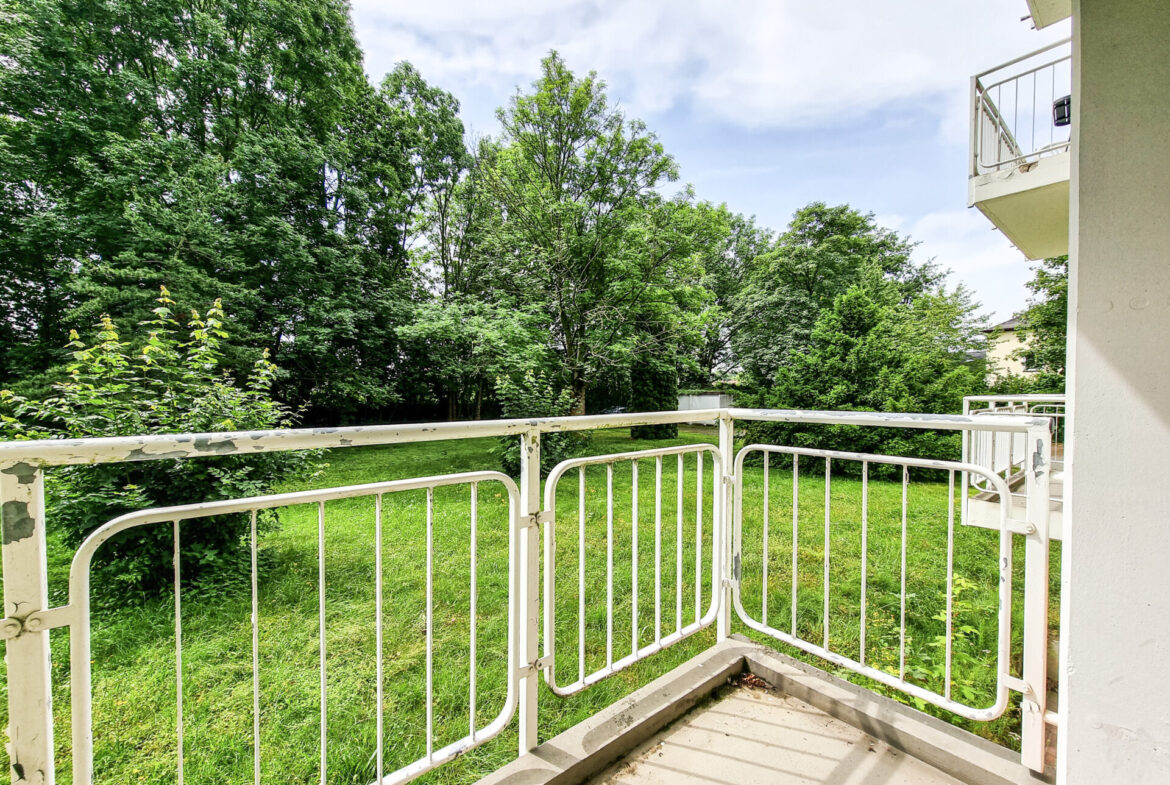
[476,637,1047,785]
[590,682,963,785]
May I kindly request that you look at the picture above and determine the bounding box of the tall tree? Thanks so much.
[480,52,695,414]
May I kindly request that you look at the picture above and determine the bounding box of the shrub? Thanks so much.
[0,288,317,601]
[493,370,582,475]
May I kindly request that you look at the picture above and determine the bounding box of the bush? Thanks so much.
[0,288,317,601]
[493,370,583,475]
[629,353,679,439]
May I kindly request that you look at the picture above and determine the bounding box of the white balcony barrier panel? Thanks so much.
[731,445,1014,720]
[541,444,723,695]
[66,472,521,785]
[0,406,1056,784]
[971,38,1072,175]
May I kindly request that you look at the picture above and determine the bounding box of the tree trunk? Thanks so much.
[570,374,587,416]
[447,391,457,421]
[474,384,483,420]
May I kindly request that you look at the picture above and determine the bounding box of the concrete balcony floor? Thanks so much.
[590,683,961,785]
[479,638,1046,785]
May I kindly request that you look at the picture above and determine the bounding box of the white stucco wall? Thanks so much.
[985,329,1032,382]
[1060,2,1170,782]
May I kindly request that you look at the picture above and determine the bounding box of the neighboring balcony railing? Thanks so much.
[0,407,1058,784]
[971,38,1072,176]
[961,394,1066,541]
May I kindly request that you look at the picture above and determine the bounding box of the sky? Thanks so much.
[349,1,1070,323]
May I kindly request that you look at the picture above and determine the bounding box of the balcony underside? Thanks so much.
[477,638,1047,785]
[969,151,1070,260]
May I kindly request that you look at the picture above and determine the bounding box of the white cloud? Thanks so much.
[891,209,1036,322]
[351,0,1069,133]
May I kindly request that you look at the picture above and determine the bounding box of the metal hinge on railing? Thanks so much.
[521,510,552,530]
[518,655,552,677]
[0,605,76,640]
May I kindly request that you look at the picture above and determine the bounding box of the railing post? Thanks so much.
[716,414,734,641]
[1,461,55,785]
[1020,423,1053,773]
[518,430,540,754]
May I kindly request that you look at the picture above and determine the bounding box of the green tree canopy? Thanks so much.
[731,203,940,384]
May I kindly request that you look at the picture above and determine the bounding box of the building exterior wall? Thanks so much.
[985,329,1032,382]
[1060,2,1170,782]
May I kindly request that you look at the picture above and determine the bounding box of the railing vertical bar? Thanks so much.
[578,467,586,683]
[762,452,770,626]
[375,495,385,780]
[174,519,184,785]
[899,466,908,681]
[250,509,261,785]
[654,455,662,644]
[318,501,328,784]
[676,453,684,634]
[1050,64,1056,146]
[791,454,799,637]
[823,458,831,651]
[631,459,639,656]
[606,463,614,668]
[695,453,703,625]
[945,471,955,701]
[860,462,868,667]
[425,488,434,763]
[1013,79,1019,151]
[469,484,478,741]
[1030,71,1037,153]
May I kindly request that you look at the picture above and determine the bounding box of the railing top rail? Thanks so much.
[964,394,1067,402]
[972,36,1072,82]
[0,408,1048,468]
[724,408,1046,433]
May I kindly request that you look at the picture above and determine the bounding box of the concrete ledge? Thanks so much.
[475,636,1050,785]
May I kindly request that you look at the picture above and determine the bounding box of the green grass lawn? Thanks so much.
[0,426,1060,784]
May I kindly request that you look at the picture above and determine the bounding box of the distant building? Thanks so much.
[983,316,1033,383]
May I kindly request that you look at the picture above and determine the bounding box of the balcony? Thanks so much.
[0,408,1059,785]
[969,39,1072,260]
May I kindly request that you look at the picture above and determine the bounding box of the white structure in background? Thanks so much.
[983,316,1035,383]
[677,393,733,423]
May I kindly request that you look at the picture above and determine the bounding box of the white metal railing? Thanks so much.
[731,445,1014,721]
[971,38,1072,175]
[541,444,722,695]
[67,472,521,785]
[0,406,1056,783]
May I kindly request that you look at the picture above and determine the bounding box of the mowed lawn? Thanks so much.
[0,427,1060,784]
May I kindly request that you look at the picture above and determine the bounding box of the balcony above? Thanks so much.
[1026,0,1071,30]
[969,39,1071,260]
